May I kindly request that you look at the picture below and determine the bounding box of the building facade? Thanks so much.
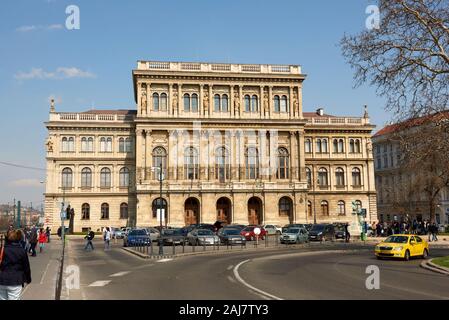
[44,61,377,233]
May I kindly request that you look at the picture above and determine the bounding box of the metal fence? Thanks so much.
[127,234,290,256]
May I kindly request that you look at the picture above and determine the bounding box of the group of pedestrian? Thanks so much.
[20,226,50,257]
[83,227,111,251]
[370,220,440,241]
[0,228,32,300]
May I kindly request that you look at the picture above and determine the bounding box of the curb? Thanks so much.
[122,242,374,260]
[420,259,449,276]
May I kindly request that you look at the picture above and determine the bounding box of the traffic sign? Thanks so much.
[254,227,261,235]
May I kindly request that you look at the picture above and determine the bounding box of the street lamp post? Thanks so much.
[152,163,165,255]
[312,171,318,224]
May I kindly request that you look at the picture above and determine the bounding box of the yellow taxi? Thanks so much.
[374,234,429,261]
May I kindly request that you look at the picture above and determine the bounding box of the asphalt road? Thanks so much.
[64,239,449,300]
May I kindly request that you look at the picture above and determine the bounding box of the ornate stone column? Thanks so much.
[297,86,303,119]
[168,83,173,117]
[290,131,297,182]
[289,86,294,119]
[298,129,306,182]
[145,130,152,180]
[230,85,234,118]
[268,86,273,119]
[146,82,151,116]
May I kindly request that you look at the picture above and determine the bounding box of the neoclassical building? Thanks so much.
[44,60,377,233]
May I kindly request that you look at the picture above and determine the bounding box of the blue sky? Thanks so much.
[0,0,390,205]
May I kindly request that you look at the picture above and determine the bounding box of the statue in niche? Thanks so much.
[203,91,209,114]
[46,137,53,152]
[366,139,373,152]
[234,91,240,114]
[141,85,147,113]
[263,93,269,113]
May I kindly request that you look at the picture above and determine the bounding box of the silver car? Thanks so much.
[280,227,309,244]
[143,227,160,242]
[186,229,219,246]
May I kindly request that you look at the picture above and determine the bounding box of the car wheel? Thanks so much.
[404,250,410,261]
[422,249,429,259]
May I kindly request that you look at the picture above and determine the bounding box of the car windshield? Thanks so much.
[242,227,254,231]
[164,229,182,235]
[286,228,300,233]
[197,230,214,236]
[130,230,146,236]
[311,225,326,232]
[384,236,409,244]
[224,229,241,235]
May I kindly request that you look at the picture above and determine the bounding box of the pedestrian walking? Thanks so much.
[29,227,38,257]
[344,223,350,243]
[38,228,47,253]
[431,223,438,242]
[84,228,95,251]
[57,226,62,239]
[104,227,111,251]
[45,227,51,243]
[0,229,32,300]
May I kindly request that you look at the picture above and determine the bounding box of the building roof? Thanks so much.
[303,112,336,118]
[81,109,137,115]
[373,111,449,138]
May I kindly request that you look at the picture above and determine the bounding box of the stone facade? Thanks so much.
[44,61,377,233]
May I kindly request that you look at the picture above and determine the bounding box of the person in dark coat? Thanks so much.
[0,230,32,300]
[29,227,38,257]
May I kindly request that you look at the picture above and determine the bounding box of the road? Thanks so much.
[63,239,449,300]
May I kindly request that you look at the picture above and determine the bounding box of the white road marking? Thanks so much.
[227,265,234,270]
[227,275,236,283]
[110,271,131,277]
[40,260,52,285]
[88,280,111,287]
[233,260,283,300]
[157,258,173,263]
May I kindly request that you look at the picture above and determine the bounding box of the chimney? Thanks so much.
[316,108,324,116]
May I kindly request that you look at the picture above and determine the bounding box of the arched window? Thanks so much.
[251,95,258,112]
[308,201,312,216]
[355,139,361,153]
[68,137,75,152]
[321,200,329,216]
[338,201,346,216]
[81,203,90,220]
[87,137,94,152]
[120,203,128,220]
[81,167,92,188]
[61,168,72,188]
[100,168,111,188]
[124,138,131,152]
[280,95,288,113]
[333,139,338,153]
[352,168,362,186]
[100,137,106,152]
[338,139,344,153]
[318,168,328,187]
[62,137,68,152]
[81,137,88,152]
[277,148,289,179]
[246,147,259,179]
[306,167,312,187]
[322,139,328,153]
[274,95,280,112]
[152,147,167,180]
[244,95,251,112]
[349,139,355,153]
[214,94,221,112]
[101,203,109,220]
[215,147,230,182]
[316,139,322,153]
[305,139,312,153]
[191,93,198,112]
[355,200,362,212]
[160,93,168,111]
[152,198,168,219]
[106,137,112,152]
[119,167,130,187]
[153,93,159,111]
[335,167,345,187]
[279,197,292,217]
[184,93,190,112]
[119,137,125,153]
[185,147,199,180]
[222,94,228,112]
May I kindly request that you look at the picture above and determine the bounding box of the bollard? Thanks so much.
[150,239,153,256]
[182,239,185,254]
[172,241,176,255]
[158,238,164,255]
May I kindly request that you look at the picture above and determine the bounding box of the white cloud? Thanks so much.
[9,179,43,188]
[14,67,96,80]
[16,24,64,32]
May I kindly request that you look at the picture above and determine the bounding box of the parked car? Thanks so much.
[180,225,197,237]
[161,228,185,246]
[186,229,219,246]
[121,227,133,236]
[282,224,306,233]
[334,223,348,240]
[263,224,282,235]
[218,228,246,245]
[375,235,429,260]
[308,224,335,242]
[280,227,309,244]
[227,224,246,231]
[142,227,160,242]
[240,226,267,241]
[111,227,126,239]
[123,229,151,247]
[304,224,313,232]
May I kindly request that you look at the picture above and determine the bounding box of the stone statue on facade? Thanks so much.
[46,137,53,152]
[141,85,147,113]
[263,93,269,113]
[203,91,209,114]
[366,139,373,152]
[234,92,240,114]
[172,91,178,113]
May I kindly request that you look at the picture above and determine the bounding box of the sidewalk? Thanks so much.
[21,238,63,300]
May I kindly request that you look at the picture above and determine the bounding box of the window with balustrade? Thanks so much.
[246,147,259,179]
[276,148,290,179]
[184,147,199,180]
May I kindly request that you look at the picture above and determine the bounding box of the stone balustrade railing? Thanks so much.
[49,113,135,122]
[305,117,370,125]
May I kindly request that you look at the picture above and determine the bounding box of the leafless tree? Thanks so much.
[341,0,449,119]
